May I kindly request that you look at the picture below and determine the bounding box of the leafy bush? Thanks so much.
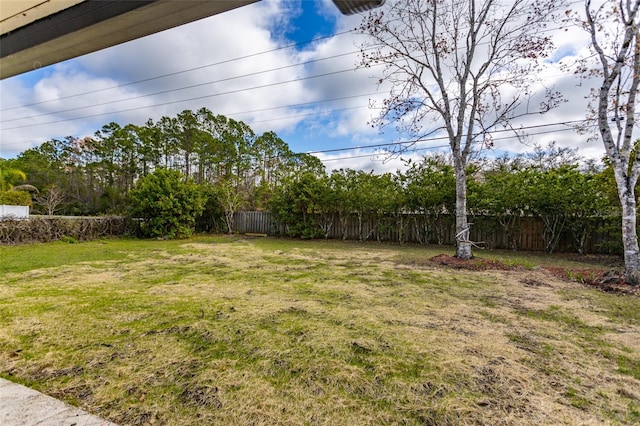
[195,184,226,234]
[0,190,32,207]
[267,172,325,239]
[128,169,206,239]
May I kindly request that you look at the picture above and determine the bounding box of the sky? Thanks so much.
[0,0,614,174]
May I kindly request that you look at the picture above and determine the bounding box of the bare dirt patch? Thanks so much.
[547,267,640,296]
[430,253,511,270]
[430,254,640,296]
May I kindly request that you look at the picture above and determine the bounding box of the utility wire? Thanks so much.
[0,48,371,124]
[5,101,633,152]
[0,30,356,112]
[318,123,596,163]
[248,106,365,125]
[228,92,379,116]
[1,5,582,116]
[0,117,594,153]
[1,19,578,122]
[0,56,585,131]
[0,66,375,131]
[308,119,590,156]
[0,93,379,148]
[0,0,598,152]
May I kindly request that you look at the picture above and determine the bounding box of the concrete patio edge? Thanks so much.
[0,377,117,426]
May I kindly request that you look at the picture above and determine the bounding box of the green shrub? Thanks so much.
[195,184,225,234]
[128,168,206,239]
[60,235,79,244]
[0,190,32,207]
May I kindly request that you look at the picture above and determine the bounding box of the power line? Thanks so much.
[316,123,596,163]
[0,10,582,120]
[0,93,380,148]
[1,19,579,124]
[0,15,587,140]
[308,119,590,156]
[10,0,476,116]
[0,29,356,112]
[1,47,374,124]
[0,98,595,150]
[1,4,430,113]
[0,54,584,131]
[0,116,593,155]
[0,66,375,131]
[0,0,602,154]
[228,92,378,116]
[248,106,366,125]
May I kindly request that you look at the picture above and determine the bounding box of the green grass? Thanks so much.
[0,236,638,425]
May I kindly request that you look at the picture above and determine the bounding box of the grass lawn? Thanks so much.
[0,236,638,425]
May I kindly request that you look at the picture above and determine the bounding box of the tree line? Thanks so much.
[0,110,628,253]
[268,145,621,255]
[1,108,322,216]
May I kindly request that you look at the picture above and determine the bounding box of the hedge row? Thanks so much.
[0,216,133,245]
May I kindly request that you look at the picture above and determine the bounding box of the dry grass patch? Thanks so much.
[0,236,638,425]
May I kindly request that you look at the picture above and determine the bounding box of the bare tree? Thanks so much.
[358,0,565,258]
[577,0,640,283]
[216,180,245,234]
[36,186,65,216]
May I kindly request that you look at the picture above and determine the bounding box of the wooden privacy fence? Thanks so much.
[0,212,618,253]
[233,211,618,254]
[233,210,283,235]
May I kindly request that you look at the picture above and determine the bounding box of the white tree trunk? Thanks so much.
[454,159,472,259]
[617,176,640,284]
[583,0,640,283]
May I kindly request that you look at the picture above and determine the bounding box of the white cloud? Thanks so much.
[0,1,312,157]
[0,0,621,170]
[318,149,419,174]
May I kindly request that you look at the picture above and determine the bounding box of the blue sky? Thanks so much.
[284,0,335,41]
[0,0,607,172]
